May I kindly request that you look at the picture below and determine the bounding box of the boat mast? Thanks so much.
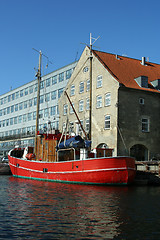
[88,33,100,141]
[89,33,92,141]
[34,50,42,155]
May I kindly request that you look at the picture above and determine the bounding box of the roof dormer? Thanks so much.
[151,79,160,90]
[135,76,148,88]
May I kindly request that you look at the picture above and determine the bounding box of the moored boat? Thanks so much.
[8,134,135,184]
[8,132,135,185]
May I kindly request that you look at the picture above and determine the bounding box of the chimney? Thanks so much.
[141,57,146,65]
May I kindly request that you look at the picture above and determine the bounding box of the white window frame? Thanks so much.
[86,98,90,110]
[97,75,102,88]
[70,85,75,96]
[70,102,74,114]
[96,95,102,108]
[85,118,89,132]
[63,104,68,115]
[141,117,149,132]
[79,81,84,93]
[86,79,90,92]
[79,100,84,112]
[105,115,110,129]
[105,93,111,106]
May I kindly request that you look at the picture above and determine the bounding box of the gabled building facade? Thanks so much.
[59,47,160,161]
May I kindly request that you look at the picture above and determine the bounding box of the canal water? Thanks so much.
[0,176,160,239]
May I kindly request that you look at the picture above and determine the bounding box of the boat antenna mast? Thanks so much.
[32,49,53,155]
[89,33,100,141]
[34,49,42,155]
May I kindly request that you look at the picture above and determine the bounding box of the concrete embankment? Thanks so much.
[134,161,160,185]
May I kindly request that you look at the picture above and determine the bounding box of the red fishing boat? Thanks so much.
[8,40,136,185]
[8,132,136,185]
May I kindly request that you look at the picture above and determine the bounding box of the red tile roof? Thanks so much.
[93,49,160,93]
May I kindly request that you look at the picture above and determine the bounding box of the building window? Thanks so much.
[85,119,89,132]
[14,117,17,124]
[35,83,38,92]
[39,110,43,119]
[34,97,37,106]
[18,115,22,123]
[15,91,19,99]
[10,118,13,125]
[45,93,50,102]
[44,109,49,117]
[59,72,64,82]
[33,111,36,120]
[86,79,90,92]
[51,106,56,116]
[3,97,7,104]
[97,75,102,88]
[79,100,84,112]
[86,98,90,110]
[105,93,111,106]
[19,102,23,110]
[23,114,27,122]
[25,88,28,95]
[105,115,110,129]
[51,90,56,100]
[70,85,75,96]
[58,88,63,98]
[15,104,18,111]
[24,101,28,109]
[20,90,23,97]
[79,82,84,93]
[52,75,57,85]
[28,113,32,121]
[29,99,32,107]
[40,95,44,104]
[12,93,15,100]
[40,81,44,89]
[29,86,33,94]
[6,119,9,126]
[139,98,144,105]
[8,95,11,102]
[83,66,89,73]
[142,118,149,132]
[63,104,68,115]
[46,78,51,87]
[11,105,14,113]
[3,108,6,115]
[96,95,102,108]
[70,103,74,114]
[7,107,10,114]
[66,69,72,79]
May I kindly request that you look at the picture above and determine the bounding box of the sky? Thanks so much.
[0,0,160,95]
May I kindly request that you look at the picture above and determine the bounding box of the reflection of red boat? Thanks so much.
[8,133,136,185]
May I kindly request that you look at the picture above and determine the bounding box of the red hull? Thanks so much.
[8,155,136,185]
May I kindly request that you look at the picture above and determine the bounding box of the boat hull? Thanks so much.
[8,155,136,185]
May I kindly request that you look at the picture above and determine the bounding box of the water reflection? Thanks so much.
[5,177,128,239]
[1,176,160,239]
